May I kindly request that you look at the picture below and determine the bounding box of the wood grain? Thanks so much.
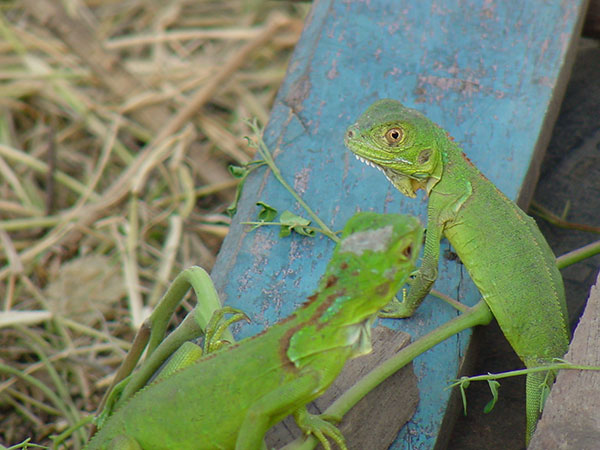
[529,271,600,449]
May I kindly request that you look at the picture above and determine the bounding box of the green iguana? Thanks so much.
[344,99,570,443]
[85,212,422,450]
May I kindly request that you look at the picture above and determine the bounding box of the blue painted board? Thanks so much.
[210,1,586,448]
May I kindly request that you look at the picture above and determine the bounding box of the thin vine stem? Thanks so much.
[247,120,339,242]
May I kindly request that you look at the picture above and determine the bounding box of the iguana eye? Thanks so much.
[402,243,413,259]
[385,128,404,145]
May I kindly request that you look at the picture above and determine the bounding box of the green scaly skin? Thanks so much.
[345,99,570,444]
[85,212,422,450]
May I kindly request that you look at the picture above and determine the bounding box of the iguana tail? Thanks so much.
[525,369,554,445]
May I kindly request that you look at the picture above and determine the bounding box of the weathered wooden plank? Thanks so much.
[529,271,600,449]
[210,1,587,448]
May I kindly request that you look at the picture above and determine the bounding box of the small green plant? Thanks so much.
[450,358,600,416]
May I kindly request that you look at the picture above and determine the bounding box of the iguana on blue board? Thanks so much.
[85,212,422,450]
[344,99,570,443]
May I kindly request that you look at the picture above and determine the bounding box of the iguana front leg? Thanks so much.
[379,183,471,319]
[379,207,444,318]
[293,408,346,450]
[236,373,347,450]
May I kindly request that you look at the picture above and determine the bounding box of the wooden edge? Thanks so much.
[529,270,600,449]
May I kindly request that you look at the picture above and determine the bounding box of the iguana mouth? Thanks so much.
[353,154,418,197]
[353,153,387,174]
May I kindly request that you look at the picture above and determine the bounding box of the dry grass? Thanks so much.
[0,1,307,447]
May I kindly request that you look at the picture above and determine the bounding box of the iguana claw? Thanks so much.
[378,290,415,318]
[203,306,250,353]
[294,408,347,450]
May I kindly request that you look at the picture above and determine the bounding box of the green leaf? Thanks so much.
[483,379,501,413]
[226,186,243,217]
[458,377,470,415]
[279,210,315,238]
[539,381,551,412]
[256,202,278,222]
[226,164,249,217]
[295,227,316,237]
[279,225,291,238]
[228,164,249,178]
[226,160,268,217]
[243,135,259,149]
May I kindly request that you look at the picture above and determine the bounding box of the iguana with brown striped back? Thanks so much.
[85,212,422,450]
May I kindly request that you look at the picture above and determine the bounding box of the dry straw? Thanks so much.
[0,1,306,447]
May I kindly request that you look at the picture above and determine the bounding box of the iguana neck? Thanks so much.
[284,258,394,361]
[438,139,490,186]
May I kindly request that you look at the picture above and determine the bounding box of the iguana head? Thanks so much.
[344,99,445,198]
[288,212,422,364]
[327,212,422,325]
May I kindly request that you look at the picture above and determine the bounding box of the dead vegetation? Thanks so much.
[0,1,307,447]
